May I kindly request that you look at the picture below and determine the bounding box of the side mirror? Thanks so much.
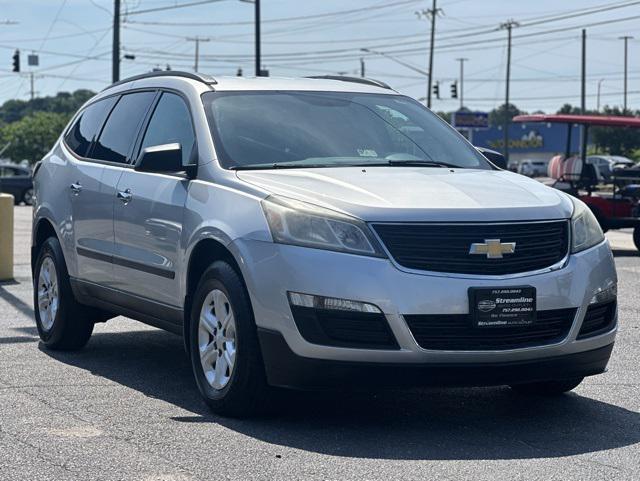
[135,143,185,174]
[476,146,507,170]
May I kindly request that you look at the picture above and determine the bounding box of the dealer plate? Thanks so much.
[469,286,536,328]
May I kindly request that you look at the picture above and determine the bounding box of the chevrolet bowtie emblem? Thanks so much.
[469,239,516,259]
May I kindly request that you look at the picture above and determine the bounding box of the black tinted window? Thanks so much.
[140,92,195,165]
[92,92,156,164]
[64,97,117,157]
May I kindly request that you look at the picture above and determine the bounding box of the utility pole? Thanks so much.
[417,1,442,109]
[456,58,467,110]
[500,19,519,162]
[360,57,365,78]
[112,0,120,83]
[187,37,210,72]
[619,35,633,111]
[255,0,261,76]
[30,72,34,101]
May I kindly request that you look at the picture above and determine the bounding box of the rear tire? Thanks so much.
[189,261,271,417]
[33,237,94,350]
[509,377,584,396]
[633,226,640,251]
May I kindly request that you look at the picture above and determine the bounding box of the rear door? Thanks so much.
[70,91,156,285]
[64,96,117,284]
[112,91,195,307]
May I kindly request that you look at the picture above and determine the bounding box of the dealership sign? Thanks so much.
[452,111,489,129]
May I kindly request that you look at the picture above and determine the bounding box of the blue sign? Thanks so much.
[472,122,581,153]
[452,111,489,129]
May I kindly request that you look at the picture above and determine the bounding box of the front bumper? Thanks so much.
[258,329,614,389]
[230,237,617,369]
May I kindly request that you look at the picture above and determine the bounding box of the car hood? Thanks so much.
[236,167,573,222]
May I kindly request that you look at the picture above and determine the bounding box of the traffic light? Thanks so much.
[12,49,20,73]
[432,81,440,99]
[451,81,458,99]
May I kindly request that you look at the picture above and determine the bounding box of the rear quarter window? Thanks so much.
[64,96,117,157]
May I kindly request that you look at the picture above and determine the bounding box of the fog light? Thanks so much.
[589,284,617,305]
[287,292,381,313]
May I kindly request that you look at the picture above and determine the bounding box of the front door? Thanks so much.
[112,91,196,307]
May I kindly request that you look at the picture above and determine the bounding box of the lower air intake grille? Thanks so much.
[291,306,399,350]
[404,308,576,350]
[578,301,616,339]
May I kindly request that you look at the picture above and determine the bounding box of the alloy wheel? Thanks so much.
[37,256,59,331]
[198,289,237,390]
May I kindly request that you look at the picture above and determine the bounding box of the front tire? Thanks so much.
[33,237,94,350]
[509,377,584,396]
[189,261,270,417]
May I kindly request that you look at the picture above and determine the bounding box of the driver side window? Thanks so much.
[140,92,196,165]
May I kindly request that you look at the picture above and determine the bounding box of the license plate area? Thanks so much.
[469,286,536,328]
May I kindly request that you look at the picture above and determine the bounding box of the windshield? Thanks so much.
[202,91,490,170]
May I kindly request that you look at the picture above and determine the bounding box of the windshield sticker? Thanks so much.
[357,149,378,157]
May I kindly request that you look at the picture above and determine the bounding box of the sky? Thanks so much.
[0,0,638,113]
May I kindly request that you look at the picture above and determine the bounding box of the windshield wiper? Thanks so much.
[230,163,336,170]
[230,159,463,170]
[386,159,462,168]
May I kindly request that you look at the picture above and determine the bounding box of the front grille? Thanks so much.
[290,306,399,350]
[578,300,616,339]
[404,308,576,350]
[373,221,569,275]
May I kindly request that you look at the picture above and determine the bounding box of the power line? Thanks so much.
[124,0,227,17]
[38,0,68,51]
[249,13,640,65]
[123,0,422,25]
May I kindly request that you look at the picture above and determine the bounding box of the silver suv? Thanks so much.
[32,72,618,416]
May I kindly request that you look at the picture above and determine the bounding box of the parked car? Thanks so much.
[0,163,34,205]
[31,72,617,417]
[587,155,636,182]
[518,159,548,177]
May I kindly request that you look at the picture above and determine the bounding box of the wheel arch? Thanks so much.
[31,217,58,275]
[183,237,250,356]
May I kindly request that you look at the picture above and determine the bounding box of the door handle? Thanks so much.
[117,189,132,205]
[70,182,82,195]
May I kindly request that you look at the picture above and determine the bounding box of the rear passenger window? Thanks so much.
[91,91,156,164]
[140,92,196,165]
[64,97,117,157]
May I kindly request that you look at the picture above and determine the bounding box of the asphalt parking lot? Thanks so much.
[1,206,639,481]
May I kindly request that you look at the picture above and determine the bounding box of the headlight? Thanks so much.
[261,196,385,257]
[570,197,605,253]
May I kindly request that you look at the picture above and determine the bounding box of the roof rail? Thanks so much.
[305,75,392,90]
[103,70,217,91]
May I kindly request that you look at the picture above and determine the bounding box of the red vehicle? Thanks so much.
[513,114,640,250]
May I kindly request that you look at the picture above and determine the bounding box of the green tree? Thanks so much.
[591,106,640,156]
[435,111,452,124]
[0,89,94,124]
[0,112,70,164]
[488,103,524,126]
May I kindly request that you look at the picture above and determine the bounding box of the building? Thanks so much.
[471,122,581,164]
